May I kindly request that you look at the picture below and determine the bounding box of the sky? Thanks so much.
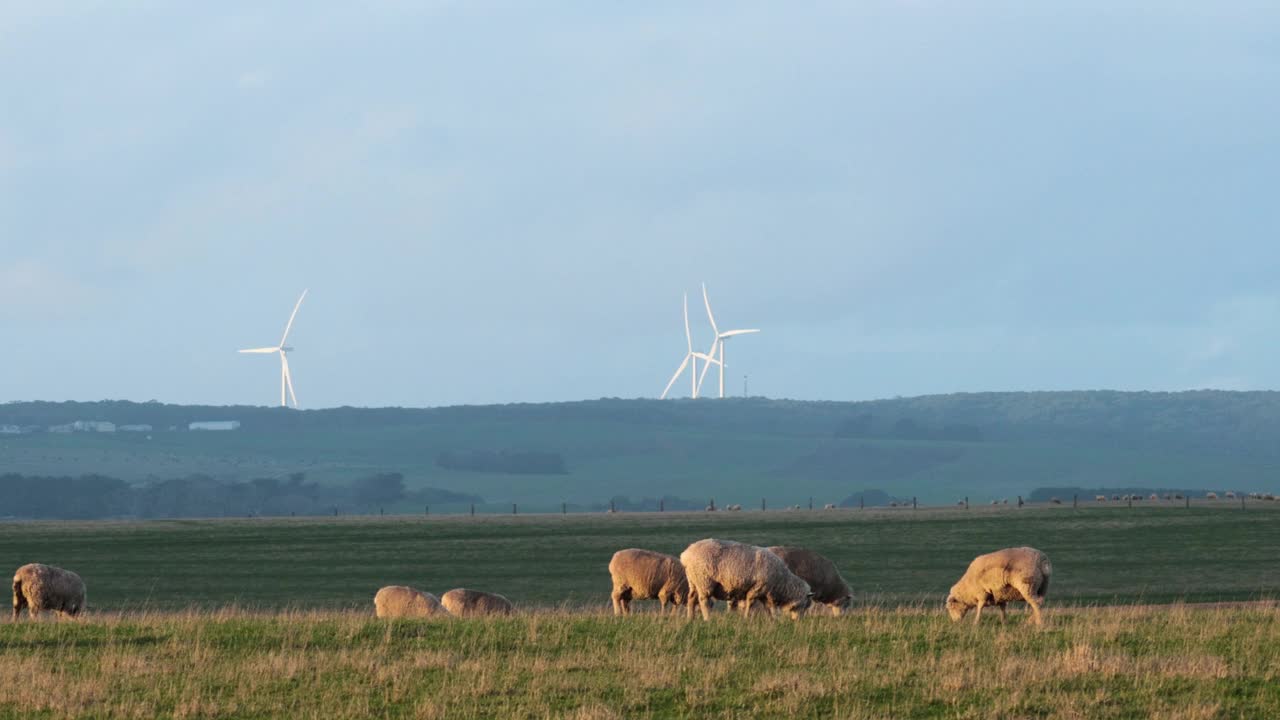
[2,2,1279,408]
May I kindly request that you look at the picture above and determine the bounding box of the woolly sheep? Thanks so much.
[374,585,447,618]
[608,549,689,615]
[1112,495,1121,501]
[1095,495,1107,502]
[440,588,514,617]
[1225,491,1236,499]
[680,538,813,621]
[824,503,836,510]
[1050,497,1062,505]
[12,563,85,621]
[1150,494,1159,501]
[945,547,1051,626]
[1206,492,1218,500]
[766,546,852,616]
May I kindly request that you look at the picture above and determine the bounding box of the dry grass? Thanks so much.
[1,604,1277,719]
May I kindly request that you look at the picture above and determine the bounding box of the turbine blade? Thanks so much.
[279,289,308,346]
[683,293,692,353]
[282,352,298,408]
[239,347,280,354]
[692,352,721,366]
[661,355,691,399]
[718,329,760,338]
[702,283,718,337]
[696,339,718,393]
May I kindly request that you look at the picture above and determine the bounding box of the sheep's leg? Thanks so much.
[698,591,712,621]
[611,588,625,616]
[972,597,985,625]
[998,603,1007,622]
[741,590,761,618]
[1015,585,1044,626]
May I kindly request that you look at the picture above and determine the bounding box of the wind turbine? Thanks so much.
[239,289,308,408]
[695,283,759,399]
[660,293,719,399]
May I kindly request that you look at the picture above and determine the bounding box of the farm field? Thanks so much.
[2,505,1278,610]
[2,507,1279,718]
[2,605,1278,719]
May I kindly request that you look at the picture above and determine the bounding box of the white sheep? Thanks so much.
[766,546,852,616]
[1095,495,1107,502]
[680,538,812,621]
[12,563,85,621]
[1206,492,1218,500]
[440,588,514,617]
[608,549,688,615]
[374,585,447,618]
[945,547,1051,626]
[823,503,836,510]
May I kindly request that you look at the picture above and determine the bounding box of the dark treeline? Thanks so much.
[436,449,568,475]
[0,472,482,520]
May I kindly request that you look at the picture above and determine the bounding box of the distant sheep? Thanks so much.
[680,539,812,620]
[440,588,513,617]
[1050,497,1062,505]
[824,503,836,510]
[1225,491,1236,499]
[790,505,802,511]
[945,547,1051,626]
[766,546,852,616]
[1174,493,1184,500]
[1150,494,1159,501]
[374,585,447,618]
[608,549,688,615]
[726,504,742,512]
[12,563,85,621]
[1206,492,1218,500]
[1112,495,1121,501]
[1095,495,1107,502]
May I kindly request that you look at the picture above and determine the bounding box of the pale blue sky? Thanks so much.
[2,2,1278,407]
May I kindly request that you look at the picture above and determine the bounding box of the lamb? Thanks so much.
[12,563,86,621]
[766,546,852,616]
[680,538,812,621]
[608,549,689,615]
[440,588,514,617]
[374,585,447,618]
[945,547,1051,626]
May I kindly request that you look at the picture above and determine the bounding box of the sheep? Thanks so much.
[440,588,513,617]
[1149,494,1159,501]
[1225,491,1237,499]
[945,547,1051,626]
[790,504,802,511]
[680,538,813,621]
[824,503,836,510]
[1112,494,1121,501]
[1050,497,1062,505]
[726,504,742,512]
[608,549,688,615]
[373,585,447,618]
[705,504,716,512]
[766,546,852,616]
[1095,495,1107,502]
[12,563,85,621]
[1206,492,1218,500]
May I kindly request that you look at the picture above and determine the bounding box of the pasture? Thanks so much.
[2,506,1279,718]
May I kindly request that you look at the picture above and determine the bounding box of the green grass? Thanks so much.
[2,505,1278,611]
[1,606,1277,718]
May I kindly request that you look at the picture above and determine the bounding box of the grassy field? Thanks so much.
[1,504,1278,611]
[1,606,1277,718]
[2,508,1279,718]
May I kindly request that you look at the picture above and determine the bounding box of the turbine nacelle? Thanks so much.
[239,289,308,408]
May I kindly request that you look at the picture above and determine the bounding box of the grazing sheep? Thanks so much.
[1150,494,1159,501]
[440,588,513,617]
[1206,492,1218,500]
[374,585,447,618]
[12,563,85,621]
[1095,495,1107,502]
[766,546,852,616]
[680,539,813,621]
[945,547,1051,626]
[727,504,742,512]
[1225,491,1236,499]
[824,503,836,510]
[1174,493,1184,500]
[1164,494,1173,500]
[1050,497,1062,505]
[790,504,802,511]
[1112,495,1121,501]
[608,549,688,615]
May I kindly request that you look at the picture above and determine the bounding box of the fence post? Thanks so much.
[1017,496,1023,508]
[1127,495,1132,509]
[1242,496,1246,511]
[659,498,664,512]
[333,506,338,516]
[860,496,864,510]
[512,503,518,515]
[425,505,429,516]
[1185,495,1190,509]
[913,497,917,510]
[709,498,715,511]
[762,498,767,512]
[964,496,969,510]
[809,497,813,511]
[470,503,475,517]
[610,499,616,513]
[380,507,384,516]
[562,502,567,515]
[1073,494,1078,509]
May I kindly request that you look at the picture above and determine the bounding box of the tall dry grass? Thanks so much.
[1,603,1277,718]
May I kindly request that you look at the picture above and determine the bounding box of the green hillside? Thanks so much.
[2,391,1279,516]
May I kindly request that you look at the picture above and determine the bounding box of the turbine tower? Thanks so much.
[239,289,308,408]
[695,283,759,399]
[660,293,719,399]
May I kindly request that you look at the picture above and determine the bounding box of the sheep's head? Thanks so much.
[945,594,969,622]
[829,595,853,617]
[783,592,815,620]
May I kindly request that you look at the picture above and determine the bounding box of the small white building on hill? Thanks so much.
[189,420,240,431]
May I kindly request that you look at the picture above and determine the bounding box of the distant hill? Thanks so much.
[1,391,1278,516]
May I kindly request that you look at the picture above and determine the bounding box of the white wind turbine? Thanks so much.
[239,289,308,408]
[695,283,759,399]
[660,293,720,399]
